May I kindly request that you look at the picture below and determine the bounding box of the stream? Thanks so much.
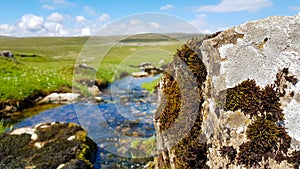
[11,75,160,168]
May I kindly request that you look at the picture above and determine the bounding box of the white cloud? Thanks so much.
[81,27,91,36]
[130,19,143,26]
[197,0,272,12]
[40,0,73,10]
[98,13,111,22]
[160,4,174,11]
[150,22,160,29]
[41,5,55,10]
[44,22,67,35]
[83,6,97,16]
[189,14,222,34]
[0,24,16,36]
[18,14,44,31]
[53,0,73,6]
[190,14,207,28]
[46,12,64,23]
[75,16,86,23]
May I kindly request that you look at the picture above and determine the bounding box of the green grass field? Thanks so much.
[0,33,199,102]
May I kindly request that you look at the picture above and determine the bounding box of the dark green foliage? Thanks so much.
[173,139,208,168]
[36,123,83,142]
[237,142,263,167]
[175,44,207,85]
[224,79,284,121]
[0,133,31,157]
[261,85,284,121]
[224,79,261,117]
[0,156,25,169]
[246,117,281,151]
[224,73,294,168]
[0,133,32,168]
[155,40,208,168]
[219,146,237,163]
[30,139,80,169]
[240,116,291,166]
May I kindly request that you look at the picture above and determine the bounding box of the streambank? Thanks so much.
[0,79,109,119]
[4,75,161,168]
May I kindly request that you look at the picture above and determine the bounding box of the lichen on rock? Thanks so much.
[155,14,300,169]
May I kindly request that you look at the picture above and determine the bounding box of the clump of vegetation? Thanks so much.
[222,68,298,168]
[0,123,97,169]
[219,146,237,164]
[141,76,161,93]
[237,116,291,167]
[156,38,208,168]
[0,120,5,133]
[224,79,284,121]
[224,79,261,117]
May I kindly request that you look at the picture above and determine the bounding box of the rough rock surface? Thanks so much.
[155,14,300,169]
[0,122,97,169]
[38,93,81,104]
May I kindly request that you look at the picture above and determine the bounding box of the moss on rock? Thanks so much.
[155,38,208,169]
[0,122,97,169]
[222,70,296,168]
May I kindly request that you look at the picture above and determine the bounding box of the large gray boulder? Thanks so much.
[154,14,300,169]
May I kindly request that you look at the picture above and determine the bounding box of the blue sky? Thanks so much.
[1,0,300,36]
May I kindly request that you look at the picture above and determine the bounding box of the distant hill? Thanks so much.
[0,33,206,59]
[119,33,205,43]
[0,36,89,59]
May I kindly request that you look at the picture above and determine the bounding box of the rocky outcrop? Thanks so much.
[0,122,97,169]
[0,50,14,57]
[155,14,300,169]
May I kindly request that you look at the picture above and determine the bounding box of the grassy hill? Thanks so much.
[0,33,202,103]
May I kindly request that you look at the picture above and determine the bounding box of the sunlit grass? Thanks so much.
[0,34,189,102]
[141,76,162,93]
[0,58,72,101]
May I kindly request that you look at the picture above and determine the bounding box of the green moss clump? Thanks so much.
[173,139,208,168]
[237,142,262,167]
[223,70,295,168]
[0,123,97,169]
[155,39,208,168]
[224,79,261,117]
[246,117,282,150]
[36,122,83,142]
[30,139,80,168]
[219,146,237,164]
[238,117,291,167]
[0,133,31,157]
[224,79,284,121]
[261,84,284,121]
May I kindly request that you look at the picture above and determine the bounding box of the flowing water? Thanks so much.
[11,75,160,168]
